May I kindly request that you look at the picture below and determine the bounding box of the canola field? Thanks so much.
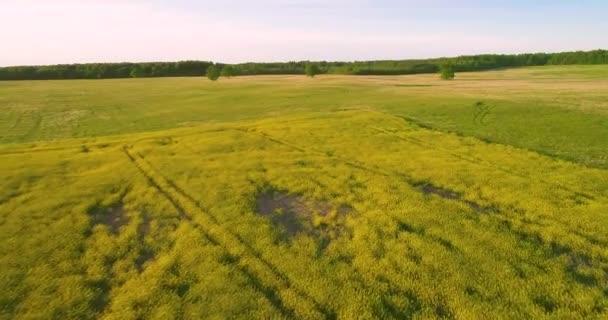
[1,66,607,319]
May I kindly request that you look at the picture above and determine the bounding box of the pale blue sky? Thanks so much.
[1,0,607,66]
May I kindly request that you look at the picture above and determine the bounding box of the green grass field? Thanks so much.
[1,66,607,319]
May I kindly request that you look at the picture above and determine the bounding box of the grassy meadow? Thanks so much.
[1,66,607,319]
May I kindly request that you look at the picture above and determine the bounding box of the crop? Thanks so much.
[1,66,607,319]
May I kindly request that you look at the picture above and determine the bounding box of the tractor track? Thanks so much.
[122,146,335,320]
[243,129,608,249]
[368,125,600,202]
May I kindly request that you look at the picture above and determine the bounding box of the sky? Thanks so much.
[1,0,607,66]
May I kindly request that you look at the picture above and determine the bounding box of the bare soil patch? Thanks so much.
[90,202,129,235]
[421,184,460,200]
[135,249,155,272]
[419,183,496,214]
[255,186,351,240]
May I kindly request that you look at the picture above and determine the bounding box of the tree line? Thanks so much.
[1,49,606,80]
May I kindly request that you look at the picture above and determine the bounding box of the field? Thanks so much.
[1,66,607,319]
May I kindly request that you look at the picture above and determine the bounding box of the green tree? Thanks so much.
[130,67,141,78]
[440,63,455,80]
[220,65,235,78]
[206,65,220,81]
[305,64,320,77]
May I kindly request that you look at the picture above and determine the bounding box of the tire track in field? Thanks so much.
[248,129,608,293]
[10,112,22,130]
[123,146,298,319]
[23,114,42,141]
[0,127,233,156]
[254,118,606,247]
[369,125,600,202]
[366,125,608,246]
[244,129,493,249]
[245,129,608,249]
[0,146,77,156]
[122,146,333,320]
[242,128,494,213]
[240,130,471,319]
[372,110,606,201]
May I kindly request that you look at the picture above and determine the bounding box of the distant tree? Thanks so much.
[206,65,220,81]
[130,67,141,78]
[1,50,608,81]
[440,63,455,80]
[305,64,320,77]
[220,65,235,78]
[96,65,107,79]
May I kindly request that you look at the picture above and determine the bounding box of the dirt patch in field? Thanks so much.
[421,184,461,200]
[255,186,351,240]
[89,202,129,235]
[135,249,155,272]
[419,183,496,214]
[256,191,311,235]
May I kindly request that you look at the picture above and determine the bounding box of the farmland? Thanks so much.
[1,66,608,319]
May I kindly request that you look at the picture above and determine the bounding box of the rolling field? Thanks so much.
[1,66,608,319]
